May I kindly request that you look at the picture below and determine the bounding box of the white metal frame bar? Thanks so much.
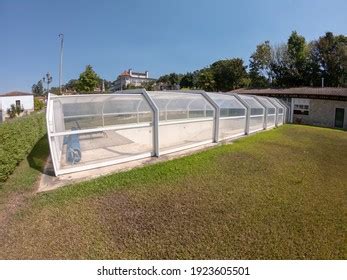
[159,117,213,126]
[230,93,251,135]
[51,122,152,137]
[140,89,160,157]
[253,96,270,130]
[46,93,60,175]
[50,93,144,98]
[200,92,220,143]
[219,115,246,120]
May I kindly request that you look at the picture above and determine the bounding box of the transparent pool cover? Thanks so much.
[47,89,286,175]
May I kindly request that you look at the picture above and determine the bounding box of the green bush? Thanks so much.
[0,113,47,182]
[34,98,45,111]
[6,104,24,118]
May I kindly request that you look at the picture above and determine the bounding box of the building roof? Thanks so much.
[0,91,33,97]
[229,87,347,100]
[119,70,131,77]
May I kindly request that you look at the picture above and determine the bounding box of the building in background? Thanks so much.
[0,91,34,122]
[111,69,156,91]
[230,87,347,130]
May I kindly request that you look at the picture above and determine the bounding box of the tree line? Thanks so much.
[32,65,113,95]
[32,31,346,95]
[158,31,347,91]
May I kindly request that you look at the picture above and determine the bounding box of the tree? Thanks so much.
[286,31,310,86]
[180,72,195,89]
[64,79,79,92]
[270,43,292,87]
[269,32,320,87]
[341,45,347,86]
[311,32,347,86]
[157,73,183,90]
[304,42,322,86]
[125,83,138,90]
[250,31,347,88]
[210,58,248,91]
[142,80,156,91]
[249,41,272,88]
[76,65,101,92]
[168,73,182,87]
[49,87,61,94]
[31,80,44,96]
[196,68,215,91]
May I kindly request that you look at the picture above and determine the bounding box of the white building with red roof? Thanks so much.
[111,69,156,91]
[0,91,34,122]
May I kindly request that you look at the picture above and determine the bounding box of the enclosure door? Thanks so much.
[334,108,344,128]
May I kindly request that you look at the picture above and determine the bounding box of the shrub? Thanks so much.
[34,98,45,111]
[6,104,24,119]
[0,113,47,182]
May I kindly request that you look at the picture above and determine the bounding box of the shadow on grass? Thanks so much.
[27,135,53,176]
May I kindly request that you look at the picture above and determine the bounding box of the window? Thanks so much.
[293,99,310,115]
[293,104,309,115]
[16,100,21,107]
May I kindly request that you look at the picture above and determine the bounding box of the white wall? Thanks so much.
[1,95,34,111]
[0,95,34,121]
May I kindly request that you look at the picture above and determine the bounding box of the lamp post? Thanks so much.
[59,33,64,94]
[43,72,52,95]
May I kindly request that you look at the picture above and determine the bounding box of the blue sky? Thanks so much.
[1,0,346,93]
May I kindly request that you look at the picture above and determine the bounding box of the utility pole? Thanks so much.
[59,33,64,94]
[43,72,52,95]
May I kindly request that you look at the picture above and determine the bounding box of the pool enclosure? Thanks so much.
[253,95,277,129]
[46,89,287,175]
[236,95,266,133]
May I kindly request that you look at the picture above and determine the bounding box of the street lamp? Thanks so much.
[59,33,64,94]
[43,72,52,95]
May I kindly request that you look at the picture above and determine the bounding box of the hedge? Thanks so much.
[0,113,47,182]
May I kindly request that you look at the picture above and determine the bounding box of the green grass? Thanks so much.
[0,125,346,259]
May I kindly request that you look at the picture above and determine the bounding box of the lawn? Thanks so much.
[0,125,346,259]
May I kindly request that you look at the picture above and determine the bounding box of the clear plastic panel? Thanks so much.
[147,91,215,153]
[268,97,285,124]
[249,115,264,132]
[56,126,153,170]
[53,94,152,132]
[277,114,284,125]
[268,97,284,113]
[159,120,214,153]
[254,96,276,115]
[238,95,265,116]
[148,91,214,121]
[49,93,154,173]
[206,92,246,117]
[268,108,276,115]
[219,117,246,139]
[267,115,276,128]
